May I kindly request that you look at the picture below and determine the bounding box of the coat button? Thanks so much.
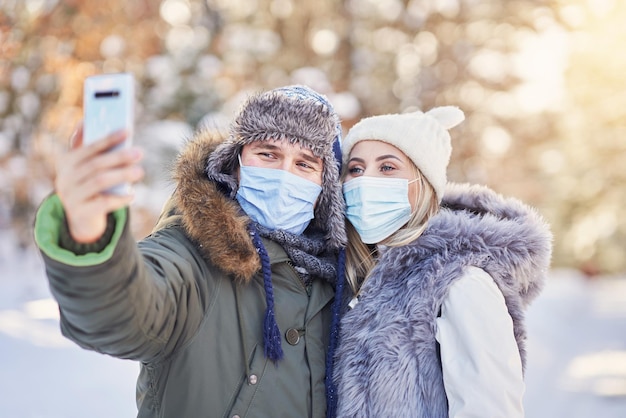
[285,328,300,345]
[248,374,258,385]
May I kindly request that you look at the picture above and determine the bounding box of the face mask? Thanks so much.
[236,157,322,235]
[343,176,413,244]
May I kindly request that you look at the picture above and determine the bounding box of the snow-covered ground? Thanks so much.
[1,234,626,417]
[0,237,138,418]
[524,269,626,417]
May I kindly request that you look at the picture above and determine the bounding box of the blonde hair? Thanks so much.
[344,164,440,294]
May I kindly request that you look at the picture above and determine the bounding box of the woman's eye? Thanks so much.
[348,166,363,174]
[380,164,395,172]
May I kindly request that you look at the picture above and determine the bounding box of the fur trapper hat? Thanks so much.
[206,85,346,249]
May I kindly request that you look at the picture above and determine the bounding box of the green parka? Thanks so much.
[34,132,336,418]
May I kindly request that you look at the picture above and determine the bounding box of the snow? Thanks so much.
[0,234,137,418]
[1,231,626,417]
[524,269,626,417]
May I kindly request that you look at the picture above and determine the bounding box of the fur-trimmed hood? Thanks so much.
[171,130,261,282]
[359,181,553,355]
[432,182,552,305]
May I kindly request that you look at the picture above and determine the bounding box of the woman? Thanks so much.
[327,107,552,417]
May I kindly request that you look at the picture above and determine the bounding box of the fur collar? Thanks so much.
[394,182,553,304]
[172,130,260,282]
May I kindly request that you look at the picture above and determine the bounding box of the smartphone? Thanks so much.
[83,73,134,194]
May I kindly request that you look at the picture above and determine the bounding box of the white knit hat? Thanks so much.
[341,106,465,201]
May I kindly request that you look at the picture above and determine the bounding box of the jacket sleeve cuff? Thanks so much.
[34,194,128,267]
[59,212,116,255]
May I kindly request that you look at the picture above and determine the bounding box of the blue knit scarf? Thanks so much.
[248,222,346,364]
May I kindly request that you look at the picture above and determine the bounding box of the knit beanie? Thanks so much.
[205,85,347,363]
[341,106,465,202]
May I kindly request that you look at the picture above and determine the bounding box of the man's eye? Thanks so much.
[298,162,316,171]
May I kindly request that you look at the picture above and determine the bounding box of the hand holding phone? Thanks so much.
[53,73,143,244]
[83,73,134,194]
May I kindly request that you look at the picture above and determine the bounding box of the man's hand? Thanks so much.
[56,126,144,243]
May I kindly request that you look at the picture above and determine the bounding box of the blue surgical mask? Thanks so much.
[343,176,413,244]
[236,157,322,235]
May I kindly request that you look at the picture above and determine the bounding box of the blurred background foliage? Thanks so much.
[1,0,624,274]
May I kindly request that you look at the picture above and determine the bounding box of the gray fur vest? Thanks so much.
[332,183,552,417]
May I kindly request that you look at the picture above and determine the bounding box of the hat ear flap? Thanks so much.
[425,106,465,130]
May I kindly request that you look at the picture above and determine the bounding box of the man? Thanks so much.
[34,85,347,417]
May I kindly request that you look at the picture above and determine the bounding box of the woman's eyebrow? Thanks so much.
[347,156,365,164]
[376,154,402,162]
